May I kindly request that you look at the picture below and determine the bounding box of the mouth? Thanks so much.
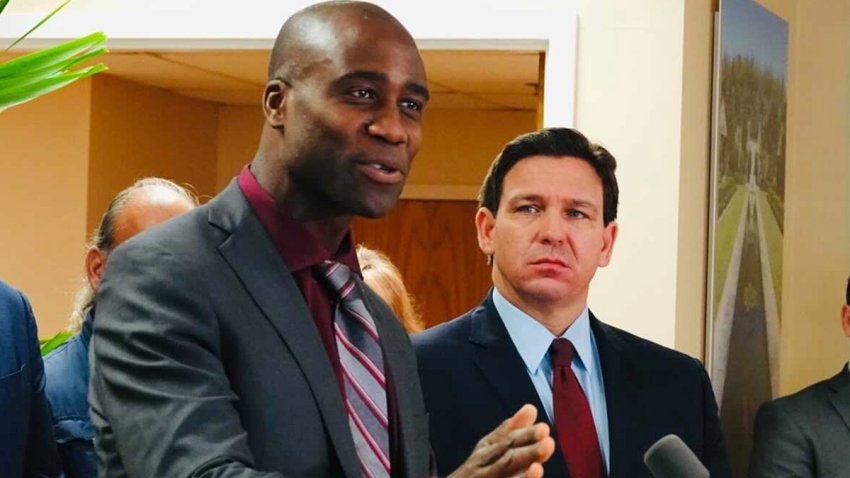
[356,159,406,185]
[531,258,568,268]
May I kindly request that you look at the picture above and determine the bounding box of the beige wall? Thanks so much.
[771,0,850,395]
[216,105,264,191]
[0,80,92,335]
[575,0,692,350]
[1,75,222,336]
[411,109,537,187]
[88,75,219,230]
[675,0,715,358]
[573,0,850,392]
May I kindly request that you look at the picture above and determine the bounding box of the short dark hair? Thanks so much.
[478,127,619,225]
[845,275,849,305]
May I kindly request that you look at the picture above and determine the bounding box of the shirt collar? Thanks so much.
[237,164,360,274]
[493,287,595,375]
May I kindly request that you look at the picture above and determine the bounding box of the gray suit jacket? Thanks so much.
[89,181,431,478]
[749,365,850,478]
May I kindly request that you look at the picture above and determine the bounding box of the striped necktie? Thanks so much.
[315,260,391,478]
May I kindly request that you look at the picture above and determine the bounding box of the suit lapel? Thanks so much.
[592,315,639,478]
[469,294,569,477]
[827,365,850,433]
[209,183,361,478]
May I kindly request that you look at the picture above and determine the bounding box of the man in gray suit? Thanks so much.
[89,2,554,478]
[749,276,850,478]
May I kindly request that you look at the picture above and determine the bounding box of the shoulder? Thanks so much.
[44,333,88,398]
[0,280,36,365]
[595,318,702,368]
[758,374,836,421]
[43,334,93,438]
[412,305,478,354]
[0,280,31,325]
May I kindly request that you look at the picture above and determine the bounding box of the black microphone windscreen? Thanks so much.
[643,434,709,478]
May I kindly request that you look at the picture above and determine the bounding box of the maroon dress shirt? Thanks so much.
[237,166,402,476]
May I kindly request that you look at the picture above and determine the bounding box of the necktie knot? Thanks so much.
[550,338,575,368]
[314,260,356,302]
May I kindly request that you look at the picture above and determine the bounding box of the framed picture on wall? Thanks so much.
[706,0,788,476]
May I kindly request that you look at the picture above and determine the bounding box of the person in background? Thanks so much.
[357,244,425,333]
[414,127,731,478]
[87,2,554,477]
[0,279,61,477]
[43,177,197,478]
[748,275,850,478]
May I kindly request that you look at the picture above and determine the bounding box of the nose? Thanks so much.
[538,209,567,247]
[367,102,408,145]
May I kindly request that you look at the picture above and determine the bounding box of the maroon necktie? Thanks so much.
[550,338,604,478]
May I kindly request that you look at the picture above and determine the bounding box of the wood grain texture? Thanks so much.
[352,200,492,329]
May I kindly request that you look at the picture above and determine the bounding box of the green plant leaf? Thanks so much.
[39,330,73,356]
[4,0,74,53]
[0,32,106,79]
[0,46,106,89]
[0,0,10,17]
[0,62,106,110]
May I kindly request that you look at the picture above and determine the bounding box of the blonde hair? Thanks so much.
[356,245,424,333]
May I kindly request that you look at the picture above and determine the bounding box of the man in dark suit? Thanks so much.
[89,2,553,478]
[748,276,850,478]
[0,279,61,477]
[414,128,732,478]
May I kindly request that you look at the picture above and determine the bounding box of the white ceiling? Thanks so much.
[98,49,542,110]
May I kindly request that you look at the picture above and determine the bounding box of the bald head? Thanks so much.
[268,1,414,81]
[111,185,196,247]
[84,178,197,295]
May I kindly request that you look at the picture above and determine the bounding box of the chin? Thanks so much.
[354,198,398,219]
[358,189,404,218]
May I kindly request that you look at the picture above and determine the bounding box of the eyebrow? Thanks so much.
[507,194,599,211]
[335,70,430,101]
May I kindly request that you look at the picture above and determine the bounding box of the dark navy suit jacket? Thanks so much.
[44,309,97,478]
[413,293,732,478]
[0,280,60,477]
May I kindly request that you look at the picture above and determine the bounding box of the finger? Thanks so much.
[479,404,540,447]
[485,436,556,476]
[508,462,545,478]
[506,422,551,448]
[473,440,511,467]
[526,462,545,478]
[510,404,538,430]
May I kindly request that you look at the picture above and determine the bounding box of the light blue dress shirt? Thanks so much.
[493,288,611,473]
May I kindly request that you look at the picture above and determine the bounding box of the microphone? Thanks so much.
[643,434,709,478]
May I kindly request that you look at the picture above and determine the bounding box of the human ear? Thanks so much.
[85,248,107,292]
[598,221,618,268]
[475,208,497,258]
[263,79,288,129]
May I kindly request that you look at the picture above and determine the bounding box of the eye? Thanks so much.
[566,209,588,219]
[516,204,540,214]
[399,98,423,112]
[348,88,377,101]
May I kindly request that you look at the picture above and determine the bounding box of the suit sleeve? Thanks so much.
[748,400,813,478]
[20,290,62,478]
[90,241,284,478]
[697,362,733,478]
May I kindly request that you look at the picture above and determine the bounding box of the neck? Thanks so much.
[300,218,352,254]
[252,143,353,253]
[493,283,587,337]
